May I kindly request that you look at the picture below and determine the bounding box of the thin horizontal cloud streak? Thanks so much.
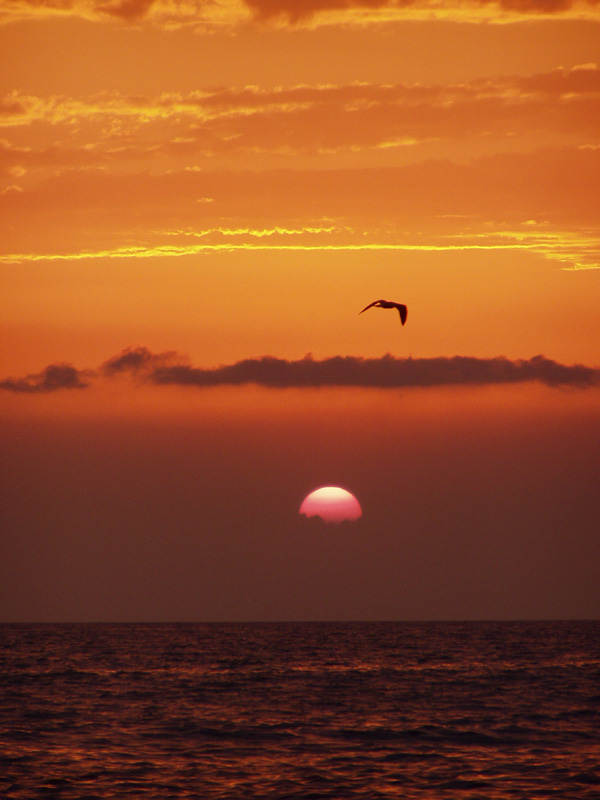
[1,0,599,26]
[2,146,598,268]
[3,349,599,392]
[3,67,599,153]
[0,0,245,28]
[1,66,598,269]
[3,147,598,220]
[245,0,596,22]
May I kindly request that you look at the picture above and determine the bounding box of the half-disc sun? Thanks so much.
[299,486,362,524]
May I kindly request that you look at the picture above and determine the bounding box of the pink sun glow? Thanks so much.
[299,486,362,524]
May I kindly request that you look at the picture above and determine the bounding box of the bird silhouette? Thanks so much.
[359,300,407,325]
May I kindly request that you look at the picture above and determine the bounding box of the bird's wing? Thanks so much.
[359,300,380,314]
[396,304,408,325]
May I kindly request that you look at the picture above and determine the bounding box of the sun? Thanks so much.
[299,486,362,524]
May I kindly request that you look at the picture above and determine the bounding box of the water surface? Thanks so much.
[1,621,599,798]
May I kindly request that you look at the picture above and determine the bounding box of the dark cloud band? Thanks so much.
[2,347,598,393]
[150,353,600,389]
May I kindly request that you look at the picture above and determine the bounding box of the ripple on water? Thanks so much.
[1,621,599,799]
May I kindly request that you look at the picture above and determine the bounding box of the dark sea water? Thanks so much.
[1,622,599,799]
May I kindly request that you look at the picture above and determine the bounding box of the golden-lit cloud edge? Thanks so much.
[2,347,599,393]
[1,229,598,270]
[1,0,599,28]
[2,72,598,275]
[2,71,598,269]
[2,65,599,151]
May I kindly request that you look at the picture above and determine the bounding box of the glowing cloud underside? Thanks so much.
[299,486,363,524]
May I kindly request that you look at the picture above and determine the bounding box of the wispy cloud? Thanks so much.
[2,147,598,268]
[2,66,599,155]
[2,232,598,271]
[0,0,250,29]
[2,347,599,393]
[1,0,598,28]
[1,67,598,269]
[243,0,600,26]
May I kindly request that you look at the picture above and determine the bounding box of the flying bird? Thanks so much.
[359,299,408,326]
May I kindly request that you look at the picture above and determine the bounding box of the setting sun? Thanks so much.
[1,0,598,622]
[300,486,363,524]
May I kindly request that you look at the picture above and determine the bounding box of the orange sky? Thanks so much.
[2,1,600,371]
[1,0,599,620]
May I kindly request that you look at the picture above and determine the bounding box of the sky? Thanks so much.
[1,0,599,622]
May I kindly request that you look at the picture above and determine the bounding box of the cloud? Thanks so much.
[1,0,598,27]
[4,67,600,147]
[3,145,599,220]
[0,363,89,393]
[244,0,573,23]
[0,0,247,27]
[244,0,600,24]
[101,345,185,374]
[97,0,155,21]
[148,353,600,389]
[2,146,598,268]
[4,349,598,393]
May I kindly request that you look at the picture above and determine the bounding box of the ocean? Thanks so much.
[1,621,599,798]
